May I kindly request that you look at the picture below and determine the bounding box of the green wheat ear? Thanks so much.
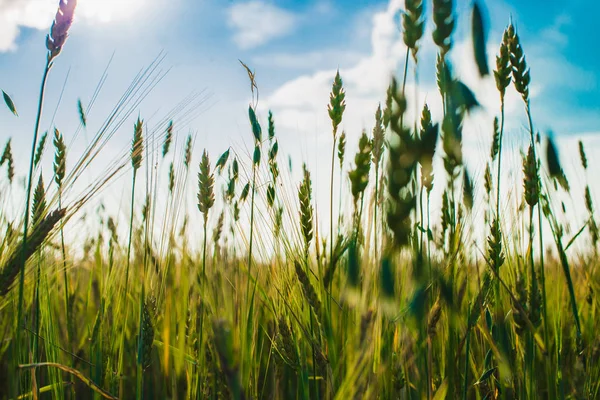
[578,140,588,170]
[523,145,540,207]
[131,118,144,171]
[328,70,346,137]
[419,103,438,193]
[348,130,373,203]
[32,175,47,226]
[198,150,215,222]
[0,208,66,296]
[432,0,455,56]
[337,130,346,167]
[53,128,66,188]
[294,261,321,315]
[385,78,418,249]
[494,28,512,100]
[371,105,384,166]
[490,117,500,161]
[462,169,474,211]
[168,162,175,194]
[184,134,192,169]
[507,24,531,102]
[140,297,156,369]
[1,139,15,183]
[298,164,314,255]
[163,120,174,158]
[403,0,425,61]
[484,163,492,197]
[34,131,48,168]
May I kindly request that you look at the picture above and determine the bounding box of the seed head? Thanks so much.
[349,131,373,203]
[432,0,455,56]
[298,164,314,254]
[371,104,385,168]
[337,130,346,168]
[46,0,78,61]
[403,0,425,61]
[523,145,540,207]
[53,128,66,188]
[494,29,512,99]
[328,70,346,137]
[1,139,14,183]
[507,25,531,102]
[578,140,588,170]
[131,118,144,171]
[163,121,174,158]
[197,150,215,222]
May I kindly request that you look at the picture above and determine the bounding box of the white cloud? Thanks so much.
[227,1,298,50]
[0,0,149,52]
[253,49,363,70]
[262,0,406,136]
[255,0,600,242]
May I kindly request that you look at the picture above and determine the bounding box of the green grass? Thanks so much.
[1,1,599,399]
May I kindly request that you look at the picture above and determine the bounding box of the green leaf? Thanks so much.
[2,90,18,116]
[380,257,395,298]
[432,380,448,400]
[471,1,489,76]
[347,239,360,288]
[475,367,497,385]
[452,80,480,112]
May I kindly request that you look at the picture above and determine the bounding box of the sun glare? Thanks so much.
[76,0,146,24]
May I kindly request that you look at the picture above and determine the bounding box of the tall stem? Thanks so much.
[197,216,209,399]
[524,101,555,398]
[58,194,71,347]
[14,58,51,396]
[373,166,380,261]
[118,171,137,398]
[329,134,337,295]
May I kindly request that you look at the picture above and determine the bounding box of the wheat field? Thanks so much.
[0,0,599,399]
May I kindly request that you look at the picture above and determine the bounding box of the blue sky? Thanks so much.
[0,0,599,241]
